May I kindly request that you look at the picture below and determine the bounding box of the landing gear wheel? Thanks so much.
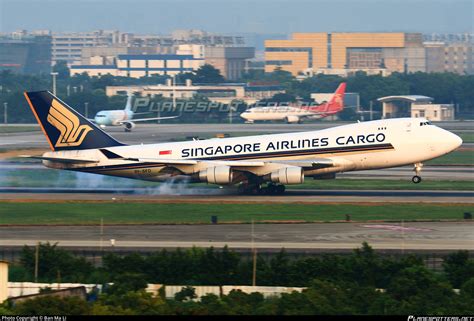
[276,185,285,194]
[412,162,423,184]
[265,184,277,195]
[238,184,262,195]
[124,128,131,132]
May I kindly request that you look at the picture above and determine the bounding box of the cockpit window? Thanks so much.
[419,121,432,126]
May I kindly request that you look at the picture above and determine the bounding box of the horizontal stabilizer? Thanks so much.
[21,155,99,163]
[119,116,179,123]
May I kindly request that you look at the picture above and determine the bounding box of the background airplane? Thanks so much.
[24,90,462,195]
[93,92,178,132]
[240,83,346,124]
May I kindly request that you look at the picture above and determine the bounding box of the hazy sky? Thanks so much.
[0,0,472,35]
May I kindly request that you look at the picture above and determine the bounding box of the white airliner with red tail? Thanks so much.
[240,83,346,124]
[23,90,462,194]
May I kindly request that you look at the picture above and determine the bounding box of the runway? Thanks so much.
[0,222,472,251]
[0,188,472,203]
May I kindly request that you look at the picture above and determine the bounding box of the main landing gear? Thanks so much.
[238,183,286,195]
[412,162,423,184]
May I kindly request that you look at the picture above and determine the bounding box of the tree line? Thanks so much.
[2,242,474,315]
[1,65,473,124]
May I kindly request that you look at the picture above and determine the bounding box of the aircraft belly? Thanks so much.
[80,165,169,181]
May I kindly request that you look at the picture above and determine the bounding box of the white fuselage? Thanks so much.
[94,110,134,126]
[42,118,462,183]
[240,106,322,122]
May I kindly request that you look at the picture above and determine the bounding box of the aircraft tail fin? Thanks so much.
[24,91,125,151]
[326,82,346,113]
[124,91,133,112]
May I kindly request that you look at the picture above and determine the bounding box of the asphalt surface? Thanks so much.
[0,189,473,203]
[0,222,472,251]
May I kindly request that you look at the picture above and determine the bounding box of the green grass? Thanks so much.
[0,202,472,225]
[457,132,474,143]
[291,179,474,190]
[0,126,40,133]
[426,150,474,165]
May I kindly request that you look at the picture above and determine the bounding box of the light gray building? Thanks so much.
[378,95,455,121]
[424,42,474,75]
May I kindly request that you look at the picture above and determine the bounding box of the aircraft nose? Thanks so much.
[448,132,463,150]
[240,112,249,120]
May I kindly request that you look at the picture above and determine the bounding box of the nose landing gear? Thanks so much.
[412,163,423,184]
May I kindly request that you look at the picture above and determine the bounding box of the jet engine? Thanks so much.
[270,166,304,184]
[123,122,136,132]
[199,166,233,185]
[286,115,300,124]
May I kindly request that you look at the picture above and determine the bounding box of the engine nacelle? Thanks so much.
[270,166,304,185]
[199,166,233,185]
[286,115,300,124]
[123,122,136,131]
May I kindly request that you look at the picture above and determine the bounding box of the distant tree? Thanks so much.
[20,242,94,282]
[174,286,197,302]
[53,60,70,79]
[96,290,169,315]
[268,67,294,84]
[386,265,456,314]
[443,251,474,288]
[450,277,474,314]
[198,294,228,315]
[107,272,148,295]
[220,290,265,315]
[263,93,297,104]
[186,64,225,84]
[13,296,90,315]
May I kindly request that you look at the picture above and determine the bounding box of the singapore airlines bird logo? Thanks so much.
[47,99,92,147]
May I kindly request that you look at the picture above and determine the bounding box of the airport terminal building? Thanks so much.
[0,33,52,74]
[265,32,473,76]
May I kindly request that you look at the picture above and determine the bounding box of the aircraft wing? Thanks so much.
[100,148,332,167]
[118,116,178,123]
[118,157,331,169]
[99,149,334,170]
[269,158,334,169]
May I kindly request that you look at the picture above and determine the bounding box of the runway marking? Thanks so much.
[360,224,433,232]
